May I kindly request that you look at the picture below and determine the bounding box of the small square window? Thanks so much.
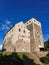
[23,30,25,33]
[22,39,23,41]
[4,40,6,43]
[19,28,21,32]
[12,29,13,31]
[22,35,24,37]
[29,21,31,22]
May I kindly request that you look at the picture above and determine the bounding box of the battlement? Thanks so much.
[25,18,41,27]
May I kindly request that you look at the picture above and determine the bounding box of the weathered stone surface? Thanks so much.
[3,18,44,52]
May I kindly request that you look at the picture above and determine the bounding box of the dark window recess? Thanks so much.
[19,28,21,32]
[22,39,23,41]
[29,21,31,22]
[40,48,44,51]
[36,31,38,34]
[14,47,16,52]
[23,30,25,33]
[39,40,41,45]
[22,35,24,37]
[12,29,13,31]
[4,40,6,43]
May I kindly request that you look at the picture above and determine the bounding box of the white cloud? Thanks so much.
[0,22,10,30]
[0,45,2,50]
[44,34,49,41]
[10,24,13,27]
[0,20,13,31]
[5,20,13,27]
[45,34,49,39]
[5,20,11,25]
[1,24,10,30]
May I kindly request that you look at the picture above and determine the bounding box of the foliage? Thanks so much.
[44,39,49,51]
[0,52,40,65]
[40,53,49,64]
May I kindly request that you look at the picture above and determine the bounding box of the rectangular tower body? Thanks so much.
[25,18,44,52]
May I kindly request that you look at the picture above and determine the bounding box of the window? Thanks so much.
[11,35,13,37]
[29,21,31,22]
[27,23,28,24]
[12,29,13,32]
[22,35,24,37]
[4,40,6,43]
[23,30,25,33]
[14,47,16,52]
[36,31,38,34]
[39,40,41,45]
[22,39,23,41]
[19,28,21,32]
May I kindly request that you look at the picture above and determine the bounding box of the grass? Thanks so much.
[17,52,33,59]
[0,52,38,65]
[0,52,41,64]
[43,63,49,65]
[0,52,33,59]
[0,52,49,65]
[33,52,47,58]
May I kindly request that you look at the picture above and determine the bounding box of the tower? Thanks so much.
[25,18,44,52]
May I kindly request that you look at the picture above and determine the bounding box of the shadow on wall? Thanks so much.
[0,52,40,65]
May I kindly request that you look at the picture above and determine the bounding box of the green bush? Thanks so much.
[40,53,49,64]
[0,52,39,65]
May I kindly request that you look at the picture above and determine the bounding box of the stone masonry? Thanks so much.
[3,18,44,52]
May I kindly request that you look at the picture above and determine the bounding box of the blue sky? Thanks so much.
[0,0,49,45]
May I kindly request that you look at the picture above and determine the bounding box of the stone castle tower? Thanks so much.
[25,18,44,52]
[3,18,44,52]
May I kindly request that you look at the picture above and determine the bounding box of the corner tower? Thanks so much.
[25,18,44,52]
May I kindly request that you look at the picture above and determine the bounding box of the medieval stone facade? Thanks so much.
[3,18,44,52]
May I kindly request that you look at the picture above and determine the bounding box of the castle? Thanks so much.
[3,18,44,52]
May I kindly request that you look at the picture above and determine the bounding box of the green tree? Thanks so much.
[44,39,49,51]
